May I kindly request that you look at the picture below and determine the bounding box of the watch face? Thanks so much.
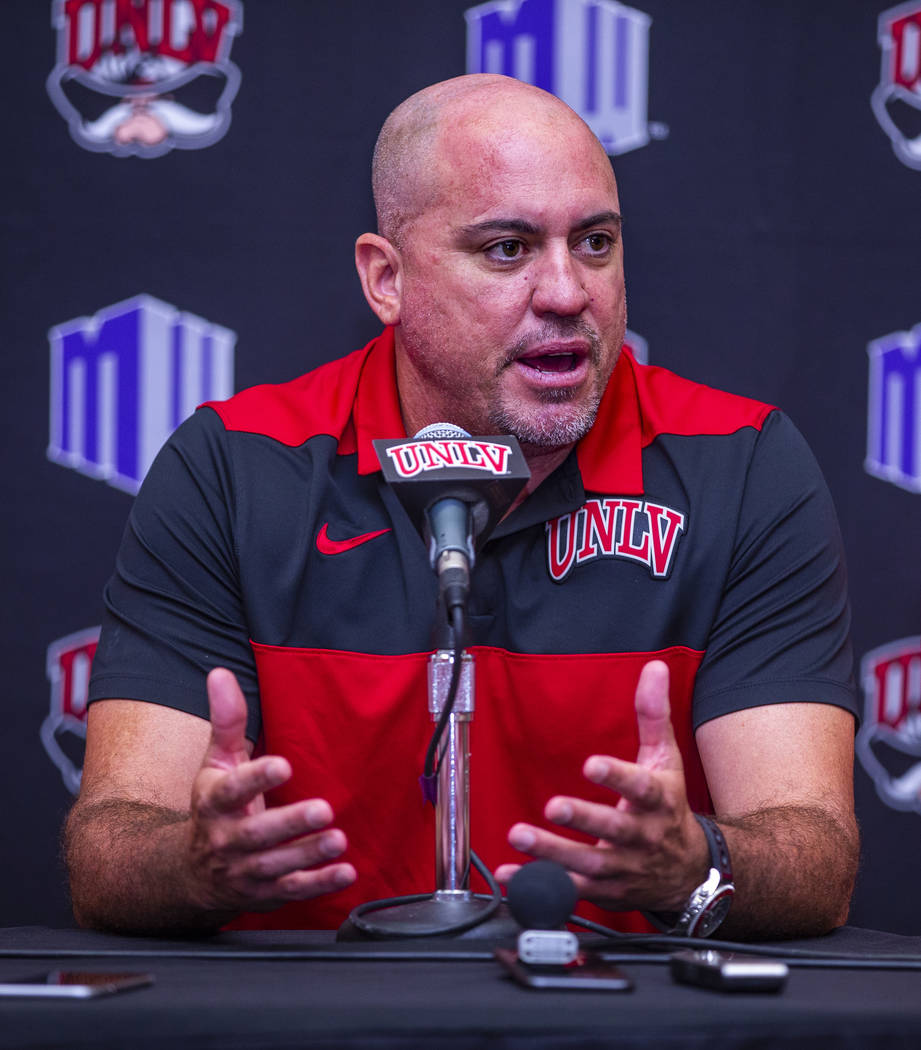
[688,887,734,939]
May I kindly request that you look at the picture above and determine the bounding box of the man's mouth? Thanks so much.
[515,351,582,374]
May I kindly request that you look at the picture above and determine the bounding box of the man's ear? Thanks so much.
[355,233,403,326]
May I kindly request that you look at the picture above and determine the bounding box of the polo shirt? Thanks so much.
[88,327,856,931]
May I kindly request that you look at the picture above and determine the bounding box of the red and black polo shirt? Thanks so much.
[89,326,856,931]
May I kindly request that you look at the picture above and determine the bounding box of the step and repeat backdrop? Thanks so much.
[1,0,919,932]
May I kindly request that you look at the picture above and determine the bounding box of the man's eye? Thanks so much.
[488,240,523,260]
[582,233,611,254]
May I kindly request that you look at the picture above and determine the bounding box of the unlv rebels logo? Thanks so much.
[47,0,243,157]
[857,637,921,814]
[871,2,921,169]
[865,323,921,493]
[465,0,661,156]
[383,439,512,478]
[48,294,235,494]
[546,496,686,581]
[42,628,100,794]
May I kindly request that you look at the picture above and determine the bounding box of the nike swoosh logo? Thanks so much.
[316,522,391,555]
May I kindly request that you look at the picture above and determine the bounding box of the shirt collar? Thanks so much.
[576,348,644,494]
[354,327,407,475]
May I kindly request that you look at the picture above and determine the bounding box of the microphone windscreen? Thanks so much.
[507,860,578,930]
[412,422,470,441]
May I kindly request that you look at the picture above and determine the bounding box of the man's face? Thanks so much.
[392,109,626,450]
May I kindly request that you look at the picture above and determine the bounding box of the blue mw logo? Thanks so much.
[465,0,652,156]
[866,324,921,494]
[48,294,235,494]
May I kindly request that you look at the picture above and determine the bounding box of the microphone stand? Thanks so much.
[339,611,514,939]
[340,427,530,940]
[427,646,491,917]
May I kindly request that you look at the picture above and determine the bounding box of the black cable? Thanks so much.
[346,849,503,939]
[566,914,921,967]
[422,603,465,781]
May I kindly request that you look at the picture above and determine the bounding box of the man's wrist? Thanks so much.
[643,814,735,938]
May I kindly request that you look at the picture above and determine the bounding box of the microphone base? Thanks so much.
[337,896,520,942]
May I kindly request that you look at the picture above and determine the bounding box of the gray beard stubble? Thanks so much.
[489,319,607,448]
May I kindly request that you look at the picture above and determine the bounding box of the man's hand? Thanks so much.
[188,668,357,915]
[495,660,709,912]
[66,670,358,932]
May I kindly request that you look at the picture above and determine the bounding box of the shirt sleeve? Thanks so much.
[87,406,263,742]
[691,410,858,729]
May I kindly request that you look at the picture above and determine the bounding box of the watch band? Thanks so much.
[697,814,732,883]
[643,814,735,938]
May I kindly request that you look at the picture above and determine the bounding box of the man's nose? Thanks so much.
[529,246,590,317]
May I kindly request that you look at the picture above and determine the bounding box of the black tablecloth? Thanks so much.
[1,926,920,1049]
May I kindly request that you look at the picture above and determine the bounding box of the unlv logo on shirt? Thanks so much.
[857,637,921,814]
[546,496,686,581]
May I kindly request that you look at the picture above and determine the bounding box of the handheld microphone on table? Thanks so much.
[495,860,635,990]
[337,425,529,940]
[507,860,580,965]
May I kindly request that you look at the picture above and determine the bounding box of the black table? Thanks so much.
[2,926,921,1049]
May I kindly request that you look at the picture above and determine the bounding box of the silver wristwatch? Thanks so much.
[643,814,735,938]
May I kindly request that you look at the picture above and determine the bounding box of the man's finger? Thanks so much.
[545,795,646,844]
[239,829,348,881]
[583,755,665,810]
[633,660,682,770]
[242,863,358,910]
[199,755,292,815]
[205,667,252,766]
[494,862,523,885]
[219,799,334,853]
[506,822,614,879]
[272,863,357,901]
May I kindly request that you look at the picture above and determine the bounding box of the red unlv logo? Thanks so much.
[47,0,243,157]
[871,3,921,169]
[42,628,100,794]
[384,439,512,479]
[546,496,686,581]
[857,637,921,813]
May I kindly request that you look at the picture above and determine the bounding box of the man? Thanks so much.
[66,75,859,939]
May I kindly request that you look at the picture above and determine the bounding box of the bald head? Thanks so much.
[372,75,611,247]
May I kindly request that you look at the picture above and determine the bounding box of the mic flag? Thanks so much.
[373,424,531,570]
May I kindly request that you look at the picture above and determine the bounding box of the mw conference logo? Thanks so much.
[465,0,663,156]
[865,322,921,493]
[48,293,236,494]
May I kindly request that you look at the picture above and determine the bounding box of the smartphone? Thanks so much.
[495,947,633,990]
[670,950,788,992]
[0,971,154,999]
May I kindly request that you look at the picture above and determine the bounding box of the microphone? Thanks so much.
[373,424,530,613]
[414,423,479,614]
[507,861,580,966]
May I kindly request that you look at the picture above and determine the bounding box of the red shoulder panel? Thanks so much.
[632,356,776,446]
[201,337,384,449]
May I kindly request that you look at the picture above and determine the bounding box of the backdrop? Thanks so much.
[2,0,919,934]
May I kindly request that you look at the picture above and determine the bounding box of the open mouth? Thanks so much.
[516,352,581,374]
